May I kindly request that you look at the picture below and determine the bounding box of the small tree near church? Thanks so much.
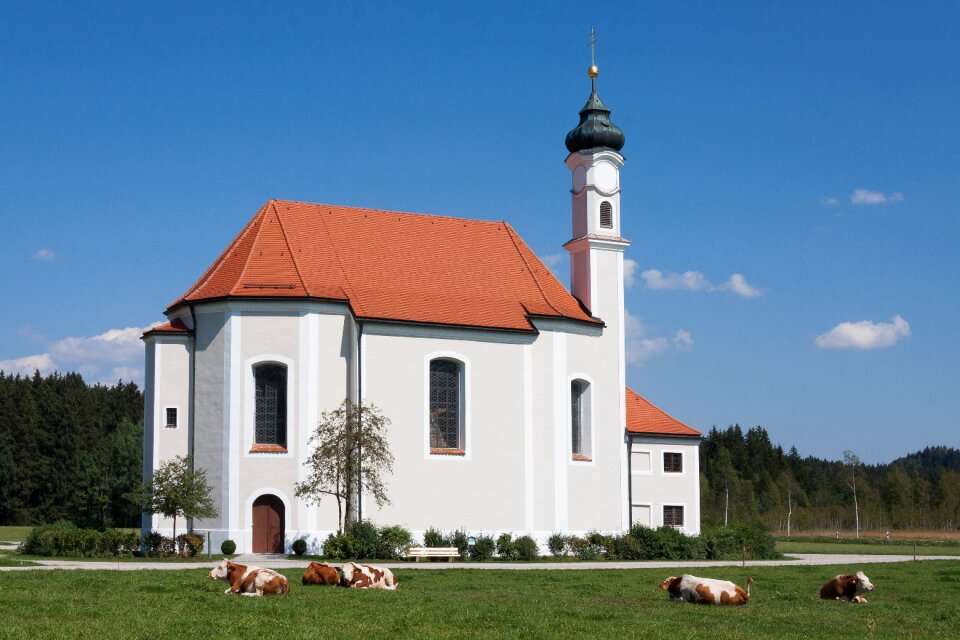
[295,400,394,533]
[137,455,217,552]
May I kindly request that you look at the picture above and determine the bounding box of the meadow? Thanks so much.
[2,560,958,639]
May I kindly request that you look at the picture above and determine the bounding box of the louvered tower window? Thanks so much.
[429,360,461,449]
[254,363,287,447]
[599,201,613,228]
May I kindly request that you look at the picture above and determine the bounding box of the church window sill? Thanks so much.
[430,448,465,456]
[572,453,593,462]
[250,444,288,454]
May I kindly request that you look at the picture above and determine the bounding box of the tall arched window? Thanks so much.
[571,379,592,460]
[429,359,462,450]
[254,363,287,447]
[599,201,613,229]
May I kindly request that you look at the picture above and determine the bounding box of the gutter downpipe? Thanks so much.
[357,318,363,523]
[626,433,633,529]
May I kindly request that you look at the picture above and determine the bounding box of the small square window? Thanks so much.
[663,452,682,473]
[663,505,684,528]
[165,407,178,428]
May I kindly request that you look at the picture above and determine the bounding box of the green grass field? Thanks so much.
[777,540,960,556]
[3,561,959,639]
[0,526,33,543]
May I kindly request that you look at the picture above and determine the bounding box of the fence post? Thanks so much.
[208,531,212,559]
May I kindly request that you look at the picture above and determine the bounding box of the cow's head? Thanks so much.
[208,560,231,580]
[854,571,875,592]
[658,576,682,594]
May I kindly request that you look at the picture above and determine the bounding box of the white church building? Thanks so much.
[142,68,701,554]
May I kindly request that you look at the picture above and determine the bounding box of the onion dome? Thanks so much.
[564,87,625,154]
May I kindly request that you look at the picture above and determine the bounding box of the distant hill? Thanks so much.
[891,446,960,479]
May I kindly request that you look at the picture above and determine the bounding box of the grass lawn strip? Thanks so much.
[777,540,960,556]
[2,561,959,639]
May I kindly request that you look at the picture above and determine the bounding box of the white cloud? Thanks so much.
[32,248,56,261]
[641,268,762,298]
[821,197,839,206]
[814,315,911,350]
[851,189,904,205]
[623,258,639,288]
[0,325,157,385]
[0,354,56,376]
[625,311,693,364]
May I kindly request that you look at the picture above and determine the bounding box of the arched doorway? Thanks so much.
[251,494,285,553]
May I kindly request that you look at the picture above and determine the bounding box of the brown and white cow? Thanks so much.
[659,574,752,605]
[820,571,875,603]
[339,562,398,590]
[302,561,340,586]
[208,560,290,596]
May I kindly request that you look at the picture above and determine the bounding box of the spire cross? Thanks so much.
[588,26,597,66]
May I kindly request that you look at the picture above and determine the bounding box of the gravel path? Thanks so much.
[2,553,958,572]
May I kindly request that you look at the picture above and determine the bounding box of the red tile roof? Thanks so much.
[169,200,600,331]
[142,318,191,337]
[626,387,701,437]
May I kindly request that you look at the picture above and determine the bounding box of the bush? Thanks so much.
[423,527,447,548]
[470,535,496,561]
[547,532,567,557]
[700,523,779,560]
[514,535,539,561]
[377,525,413,560]
[567,535,597,560]
[220,539,236,555]
[176,533,204,557]
[449,529,469,559]
[496,533,515,559]
[18,522,139,558]
[586,530,614,559]
[346,520,379,559]
[322,533,351,559]
[292,538,308,556]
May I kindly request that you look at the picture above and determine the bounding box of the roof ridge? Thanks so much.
[175,201,270,304]
[231,202,274,296]
[271,201,310,295]
[272,200,505,226]
[502,222,563,318]
[314,207,359,310]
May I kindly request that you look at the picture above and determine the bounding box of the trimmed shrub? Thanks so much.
[220,539,237,555]
[423,527,447,548]
[514,535,539,561]
[19,522,139,558]
[449,529,469,559]
[176,533,204,557]
[346,520,379,559]
[496,533,515,559]
[291,538,308,556]
[470,535,496,561]
[322,533,351,559]
[377,525,413,560]
[547,532,567,557]
[567,535,597,560]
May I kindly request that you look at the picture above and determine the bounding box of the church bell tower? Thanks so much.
[563,44,629,316]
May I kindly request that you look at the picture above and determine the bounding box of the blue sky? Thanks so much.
[1,1,957,463]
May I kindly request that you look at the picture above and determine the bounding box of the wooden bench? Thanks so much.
[404,546,460,562]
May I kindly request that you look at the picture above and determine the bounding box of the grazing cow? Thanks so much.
[302,561,340,586]
[820,571,875,603]
[339,562,398,590]
[659,574,752,605]
[208,560,289,596]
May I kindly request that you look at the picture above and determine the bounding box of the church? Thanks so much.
[141,64,701,554]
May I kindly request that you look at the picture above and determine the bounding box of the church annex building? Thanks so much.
[141,70,701,554]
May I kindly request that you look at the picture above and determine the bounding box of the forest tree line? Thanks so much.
[699,425,960,532]
[0,371,142,528]
[1,370,958,533]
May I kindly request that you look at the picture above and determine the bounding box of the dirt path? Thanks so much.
[2,553,958,572]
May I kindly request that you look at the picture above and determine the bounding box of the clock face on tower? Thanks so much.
[594,162,618,193]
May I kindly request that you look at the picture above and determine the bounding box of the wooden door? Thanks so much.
[252,494,284,553]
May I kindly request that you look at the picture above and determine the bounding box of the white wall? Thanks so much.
[628,436,701,535]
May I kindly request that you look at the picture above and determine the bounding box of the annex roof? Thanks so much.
[142,318,191,337]
[168,200,600,332]
[625,387,701,437]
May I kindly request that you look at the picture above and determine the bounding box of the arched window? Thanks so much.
[599,201,613,229]
[254,363,287,447]
[429,359,462,451]
[571,379,592,460]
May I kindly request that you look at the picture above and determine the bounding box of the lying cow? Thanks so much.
[302,561,340,586]
[659,574,752,605]
[820,571,875,603]
[208,560,289,596]
[340,562,398,590]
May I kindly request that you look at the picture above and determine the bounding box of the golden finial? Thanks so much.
[587,26,599,79]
